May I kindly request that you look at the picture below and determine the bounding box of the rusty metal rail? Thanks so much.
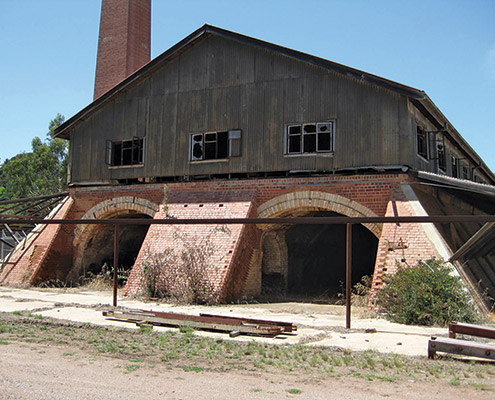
[428,336,495,360]
[449,322,495,339]
[102,309,296,337]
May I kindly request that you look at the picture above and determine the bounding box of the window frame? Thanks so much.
[436,141,447,173]
[189,129,242,162]
[106,136,145,167]
[416,125,429,161]
[285,121,335,155]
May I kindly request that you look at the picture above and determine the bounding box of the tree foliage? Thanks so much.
[374,258,479,326]
[0,114,67,200]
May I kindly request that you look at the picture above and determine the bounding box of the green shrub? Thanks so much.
[374,258,479,326]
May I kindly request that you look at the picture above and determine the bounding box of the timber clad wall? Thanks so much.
[71,34,414,184]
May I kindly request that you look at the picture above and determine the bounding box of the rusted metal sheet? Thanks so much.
[449,322,495,339]
[428,336,495,360]
[102,309,296,337]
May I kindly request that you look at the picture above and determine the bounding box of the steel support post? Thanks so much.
[346,223,352,329]
[113,224,119,307]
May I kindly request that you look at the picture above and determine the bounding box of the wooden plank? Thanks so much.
[199,313,296,332]
[449,322,495,339]
[103,310,284,336]
[428,337,495,360]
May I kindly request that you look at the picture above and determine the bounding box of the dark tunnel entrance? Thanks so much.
[79,213,151,286]
[261,211,378,301]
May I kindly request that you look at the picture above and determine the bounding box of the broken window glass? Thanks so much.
[190,130,231,161]
[287,122,334,154]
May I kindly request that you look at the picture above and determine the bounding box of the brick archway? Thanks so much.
[257,190,381,237]
[69,197,159,282]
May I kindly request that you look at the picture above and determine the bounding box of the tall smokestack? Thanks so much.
[93,0,151,100]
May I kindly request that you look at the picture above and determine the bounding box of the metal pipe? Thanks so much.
[113,224,119,307]
[346,223,352,329]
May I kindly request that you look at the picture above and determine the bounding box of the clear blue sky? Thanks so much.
[1,0,494,170]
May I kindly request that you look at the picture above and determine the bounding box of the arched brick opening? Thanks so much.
[68,197,158,284]
[257,191,380,300]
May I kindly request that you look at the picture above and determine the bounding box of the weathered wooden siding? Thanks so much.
[69,34,415,184]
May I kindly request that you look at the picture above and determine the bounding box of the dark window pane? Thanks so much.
[288,135,301,153]
[217,131,228,159]
[204,133,216,142]
[303,134,316,153]
[303,124,316,133]
[318,132,331,151]
[122,148,132,165]
[289,125,301,135]
[113,142,122,166]
[193,134,203,142]
[204,142,216,159]
[417,126,428,158]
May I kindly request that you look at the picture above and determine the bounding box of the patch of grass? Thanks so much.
[139,325,153,334]
[0,340,8,345]
[125,364,141,373]
[249,388,262,392]
[469,382,495,391]
[182,365,203,373]
[12,311,22,316]
[287,388,302,394]
[449,377,461,386]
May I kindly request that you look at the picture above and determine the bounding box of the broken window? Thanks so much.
[190,130,241,161]
[417,125,428,160]
[461,164,469,180]
[437,142,446,172]
[106,137,144,166]
[286,121,334,154]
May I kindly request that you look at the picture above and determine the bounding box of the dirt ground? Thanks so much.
[0,286,494,399]
[1,341,492,400]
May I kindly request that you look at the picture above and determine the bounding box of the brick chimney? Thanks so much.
[93,0,151,100]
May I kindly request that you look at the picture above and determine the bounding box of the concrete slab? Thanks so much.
[0,286,457,357]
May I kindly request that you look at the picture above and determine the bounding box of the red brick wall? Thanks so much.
[0,197,74,285]
[93,0,151,99]
[2,173,447,303]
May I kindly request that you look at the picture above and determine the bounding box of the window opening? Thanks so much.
[417,125,428,159]
[437,142,446,172]
[106,137,144,166]
[451,155,459,178]
[190,130,240,161]
[287,121,334,154]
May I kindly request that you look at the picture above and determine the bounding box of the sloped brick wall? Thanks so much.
[2,173,456,303]
[0,197,74,285]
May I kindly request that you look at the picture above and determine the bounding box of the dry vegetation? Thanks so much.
[1,311,494,391]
